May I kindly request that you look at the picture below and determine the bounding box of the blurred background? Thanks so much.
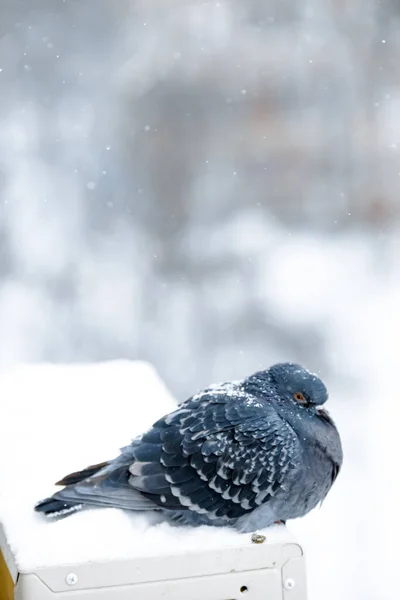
[1,1,399,599]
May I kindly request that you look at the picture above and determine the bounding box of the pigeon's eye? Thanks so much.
[294,392,306,404]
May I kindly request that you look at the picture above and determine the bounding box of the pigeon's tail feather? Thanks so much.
[55,460,110,486]
[34,496,84,517]
[35,465,157,518]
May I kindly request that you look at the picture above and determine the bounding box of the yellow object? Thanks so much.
[0,549,14,600]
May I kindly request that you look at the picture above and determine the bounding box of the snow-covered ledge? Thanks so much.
[0,361,307,599]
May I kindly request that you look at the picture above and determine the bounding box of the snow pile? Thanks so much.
[0,360,286,571]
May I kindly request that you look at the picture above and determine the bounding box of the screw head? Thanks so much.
[251,533,266,544]
[284,578,296,591]
[65,572,78,586]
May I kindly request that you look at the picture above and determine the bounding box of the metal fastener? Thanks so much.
[284,578,296,590]
[251,533,266,544]
[65,572,78,586]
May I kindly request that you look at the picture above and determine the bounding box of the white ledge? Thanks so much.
[0,361,307,599]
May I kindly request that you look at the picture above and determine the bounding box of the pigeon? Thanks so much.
[35,363,343,532]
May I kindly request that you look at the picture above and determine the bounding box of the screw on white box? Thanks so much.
[65,572,78,585]
[284,577,296,590]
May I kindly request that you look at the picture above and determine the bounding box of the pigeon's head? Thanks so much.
[267,362,328,407]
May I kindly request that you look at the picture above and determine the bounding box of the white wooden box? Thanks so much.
[1,523,306,600]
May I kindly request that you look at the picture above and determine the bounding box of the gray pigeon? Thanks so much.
[35,363,343,532]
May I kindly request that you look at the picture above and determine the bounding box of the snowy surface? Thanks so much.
[0,360,288,572]
[0,329,398,600]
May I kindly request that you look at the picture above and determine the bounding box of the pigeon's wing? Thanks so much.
[128,383,301,520]
[55,461,111,486]
[39,384,301,519]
